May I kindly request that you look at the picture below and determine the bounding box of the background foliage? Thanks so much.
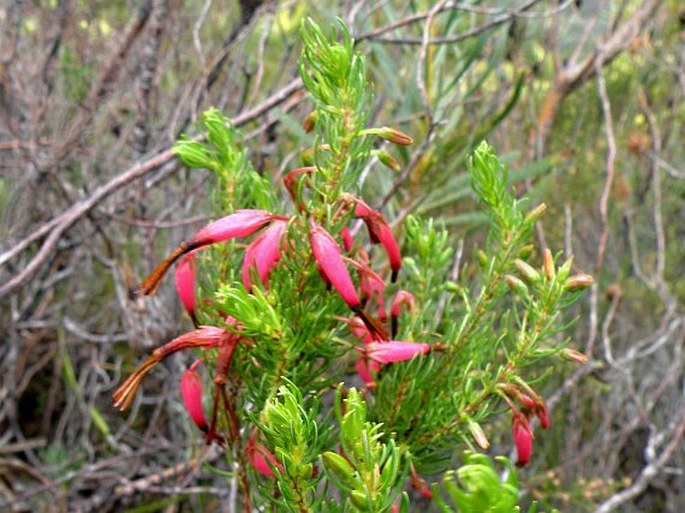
[0,1,683,512]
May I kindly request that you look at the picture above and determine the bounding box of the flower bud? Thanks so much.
[302,112,317,133]
[180,361,208,433]
[535,402,550,430]
[247,431,283,478]
[352,197,402,282]
[376,150,401,171]
[175,253,197,324]
[242,220,287,291]
[524,203,547,225]
[322,451,357,489]
[194,209,275,246]
[512,414,533,467]
[561,348,588,364]
[468,420,490,450]
[558,255,574,281]
[444,281,462,294]
[518,244,535,259]
[477,250,489,268]
[517,393,536,410]
[355,357,379,386]
[379,126,413,145]
[505,275,528,296]
[565,274,594,291]
[390,291,414,318]
[364,341,430,364]
[514,259,540,284]
[542,248,555,280]
[137,210,277,296]
[341,227,354,253]
[309,220,361,310]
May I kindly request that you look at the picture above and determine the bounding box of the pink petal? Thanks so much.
[512,415,534,466]
[180,361,208,432]
[364,341,430,364]
[175,253,197,321]
[242,220,287,291]
[535,402,550,430]
[353,197,374,218]
[391,290,415,318]
[356,357,381,386]
[247,431,283,478]
[341,227,354,253]
[372,219,402,282]
[309,220,361,310]
[193,209,274,246]
[339,316,374,344]
[352,197,402,282]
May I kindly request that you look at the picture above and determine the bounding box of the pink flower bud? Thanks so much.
[341,227,354,253]
[352,198,401,282]
[364,341,430,364]
[512,414,534,467]
[180,360,208,433]
[535,402,550,430]
[242,220,288,291]
[350,258,387,321]
[283,167,314,207]
[390,290,414,338]
[517,393,536,411]
[175,253,197,323]
[138,210,278,296]
[247,431,283,478]
[193,209,274,246]
[355,357,380,386]
[309,220,361,310]
[391,291,415,318]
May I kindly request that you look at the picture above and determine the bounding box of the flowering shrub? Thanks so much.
[114,19,590,512]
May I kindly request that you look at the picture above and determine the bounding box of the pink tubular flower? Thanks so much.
[309,220,361,310]
[512,414,534,467]
[247,431,284,478]
[390,290,414,337]
[352,198,402,282]
[391,290,415,318]
[283,167,314,207]
[341,227,354,253]
[363,341,430,364]
[535,402,550,430]
[138,209,279,296]
[517,393,536,411]
[347,257,387,321]
[356,357,381,386]
[242,219,288,291]
[112,327,234,411]
[175,253,197,324]
[180,360,208,433]
[193,209,275,246]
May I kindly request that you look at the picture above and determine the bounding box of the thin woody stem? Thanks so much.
[221,384,251,513]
